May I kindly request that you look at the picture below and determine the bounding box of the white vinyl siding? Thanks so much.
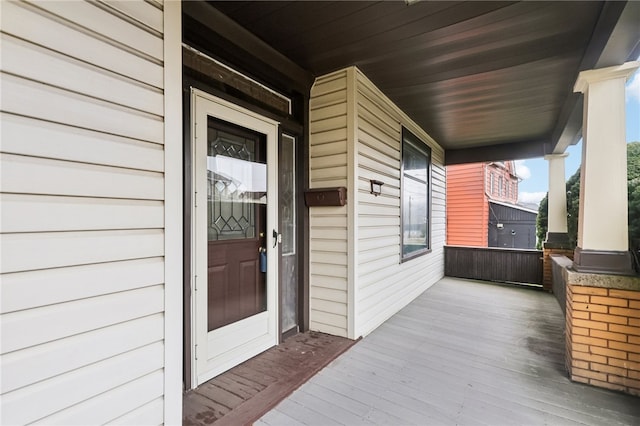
[355,70,445,337]
[308,70,350,337]
[0,1,178,424]
[308,67,445,339]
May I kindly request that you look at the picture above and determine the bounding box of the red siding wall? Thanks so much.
[446,163,488,246]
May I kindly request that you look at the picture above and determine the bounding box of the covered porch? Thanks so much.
[258,277,640,425]
[186,1,640,397]
[184,277,639,424]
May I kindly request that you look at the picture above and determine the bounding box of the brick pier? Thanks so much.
[565,277,640,395]
[542,246,573,292]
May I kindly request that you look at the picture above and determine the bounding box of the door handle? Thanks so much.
[272,229,278,248]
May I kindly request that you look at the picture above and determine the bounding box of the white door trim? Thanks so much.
[190,88,279,387]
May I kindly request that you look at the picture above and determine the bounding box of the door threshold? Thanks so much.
[183,331,356,425]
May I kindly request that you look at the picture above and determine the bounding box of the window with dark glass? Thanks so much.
[401,128,431,260]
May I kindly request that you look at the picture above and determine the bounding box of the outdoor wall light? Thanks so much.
[370,179,384,196]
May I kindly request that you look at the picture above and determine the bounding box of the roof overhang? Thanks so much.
[490,200,539,215]
[186,1,640,164]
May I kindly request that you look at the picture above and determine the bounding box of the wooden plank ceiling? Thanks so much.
[207,1,639,163]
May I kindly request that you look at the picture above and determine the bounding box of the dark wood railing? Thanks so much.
[445,245,543,285]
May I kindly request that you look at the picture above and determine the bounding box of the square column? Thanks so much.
[542,153,573,291]
[573,62,639,275]
[544,153,570,246]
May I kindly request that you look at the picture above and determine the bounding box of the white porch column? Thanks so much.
[572,61,639,275]
[544,153,570,246]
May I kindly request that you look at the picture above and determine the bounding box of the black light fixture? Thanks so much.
[370,179,384,196]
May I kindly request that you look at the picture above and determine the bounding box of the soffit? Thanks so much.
[207,1,638,163]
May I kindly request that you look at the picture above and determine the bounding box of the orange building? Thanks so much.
[447,161,535,248]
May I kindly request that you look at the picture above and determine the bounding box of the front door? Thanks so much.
[192,89,279,386]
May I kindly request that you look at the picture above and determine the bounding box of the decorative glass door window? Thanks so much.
[207,124,267,242]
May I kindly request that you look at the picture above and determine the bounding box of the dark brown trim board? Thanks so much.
[183,1,314,96]
[182,86,193,391]
[445,139,547,166]
[573,247,635,276]
[544,232,572,249]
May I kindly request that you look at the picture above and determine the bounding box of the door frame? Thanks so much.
[190,88,280,387]
[181,54,312,391]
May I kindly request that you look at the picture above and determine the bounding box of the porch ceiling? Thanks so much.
[204,1,640,164]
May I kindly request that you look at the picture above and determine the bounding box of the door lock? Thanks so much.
[259,247,267,273]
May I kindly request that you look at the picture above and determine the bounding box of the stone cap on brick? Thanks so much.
[551,254,640,291]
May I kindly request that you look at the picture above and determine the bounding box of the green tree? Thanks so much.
[566,168,580,248]
[627,142,640,251]
[535,195,548,249]
[629,182,640,248]
[536,141,640,252]
[628,142,640,181]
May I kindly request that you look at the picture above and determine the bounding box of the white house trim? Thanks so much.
[163,0,183,423]
[346,67,359,339]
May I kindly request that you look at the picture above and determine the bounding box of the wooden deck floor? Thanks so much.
[183,331,355,425]
[258,277,640,425]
